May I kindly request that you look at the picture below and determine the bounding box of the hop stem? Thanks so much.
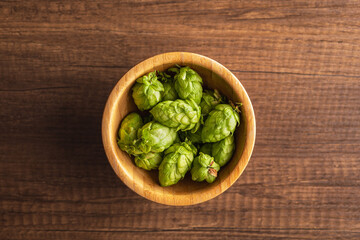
[229,100,242,114]
[208,168,218,177]
[213,89,221,100]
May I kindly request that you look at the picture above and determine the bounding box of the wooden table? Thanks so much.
[1,1,359,239]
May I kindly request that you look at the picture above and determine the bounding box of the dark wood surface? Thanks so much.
[1,1,360,239]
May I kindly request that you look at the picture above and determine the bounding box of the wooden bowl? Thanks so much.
[102,52,256,205]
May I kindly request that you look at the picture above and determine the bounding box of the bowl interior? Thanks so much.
[103,53,255,205]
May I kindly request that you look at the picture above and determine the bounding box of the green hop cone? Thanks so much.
[134,152,163,170]
[200,89,222,117]
[174,66,203,104]
[119,143,143,156]
[158,140,197,186]
[202,104,240,143]
[212,135,235,167]
[199,143,212,156]
[137,121,177,153]
[158,71,178,101]
[150,99,201,132]
[162,81,178,101]
[117,113,144,155]
[132,71,164,111]
[191,153,220,183]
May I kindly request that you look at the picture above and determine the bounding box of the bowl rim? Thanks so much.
[102,52,256,205]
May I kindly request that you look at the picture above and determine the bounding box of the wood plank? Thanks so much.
[1,0,360,239]
[1,229,360,240]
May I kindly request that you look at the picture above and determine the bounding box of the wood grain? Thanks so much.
[1,0,360,239]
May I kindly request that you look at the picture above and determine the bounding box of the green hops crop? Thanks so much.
[117,113,144,155]
[137,121,177,153]
[202,104,240,143]
[150,99,201,132]
[134,152,163,170]
[212,135,235,167]
[191,153,220,183]
[132,71,164,111]
[200,89,222,117]
[174,66,203,104]
[158,140,197,186]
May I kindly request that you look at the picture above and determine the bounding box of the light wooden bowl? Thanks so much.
[102,52,256,205]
